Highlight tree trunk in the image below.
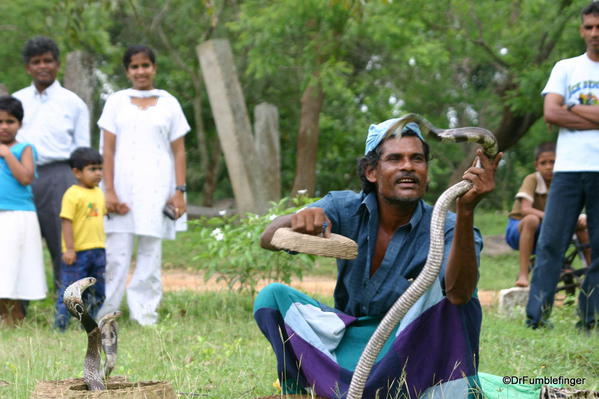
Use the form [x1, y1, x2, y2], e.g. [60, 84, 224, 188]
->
[198, 39, 278, 215]
[190, 80, 222, 208]
[494, 107, 541, 151]
[63, 51, 95, 131]
[290, 79, 324, 197]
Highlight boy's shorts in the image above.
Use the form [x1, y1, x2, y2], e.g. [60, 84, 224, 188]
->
[505, 217, 541, 252]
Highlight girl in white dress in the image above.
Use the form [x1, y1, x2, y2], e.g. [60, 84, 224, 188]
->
[96, 45, 190, 325]
[0, 96, 46, 325]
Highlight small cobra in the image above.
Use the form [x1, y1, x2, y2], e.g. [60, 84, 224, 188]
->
[63, 278, 121, 391]
[99, 310, 120, 378]
[346, 114, 498, 399]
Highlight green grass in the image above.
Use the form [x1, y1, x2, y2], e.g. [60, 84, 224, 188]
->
[2, 210, 597, 398]
[479, 252, 520, 290]
[480, 304, 599, 392]
[1, 290, 597, 399]
[474, 209, 508, 236]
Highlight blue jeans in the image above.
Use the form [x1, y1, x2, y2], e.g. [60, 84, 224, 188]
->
[55, 248, 106, 330]
[526, 172, 599, 328]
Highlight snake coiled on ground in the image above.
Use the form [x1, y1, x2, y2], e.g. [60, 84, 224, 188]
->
[63, 277, 121, 391]
[346, 114, 498, 399]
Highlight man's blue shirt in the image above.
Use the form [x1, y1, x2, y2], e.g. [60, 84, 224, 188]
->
[309, 190, 483, 317]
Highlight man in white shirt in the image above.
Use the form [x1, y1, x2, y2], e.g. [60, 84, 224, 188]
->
[13, 37, 90, 292]
[526, 2, 599, 332]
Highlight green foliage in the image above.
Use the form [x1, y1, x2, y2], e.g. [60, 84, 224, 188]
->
[0, 0, 590, 210]
[189, 196, 319, 294]
[1, 290, 596, 399]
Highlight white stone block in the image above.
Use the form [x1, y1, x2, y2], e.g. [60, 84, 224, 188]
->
[498, 287, 529, 314]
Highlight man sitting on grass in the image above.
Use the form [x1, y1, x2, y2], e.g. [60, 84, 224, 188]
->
[254, 118, 501, 398]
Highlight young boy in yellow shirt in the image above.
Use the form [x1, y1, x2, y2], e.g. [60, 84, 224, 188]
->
[54, 147, 106, 331]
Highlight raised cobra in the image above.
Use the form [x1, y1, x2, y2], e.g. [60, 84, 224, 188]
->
[63, 277, 121, 390]
[346, 114, 498, 399]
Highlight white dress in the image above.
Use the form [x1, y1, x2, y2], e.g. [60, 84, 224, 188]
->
[0, 211, 47, 299]
[98, 89, 190, 239]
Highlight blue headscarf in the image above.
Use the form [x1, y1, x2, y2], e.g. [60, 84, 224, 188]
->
[364, 119, 425, 154]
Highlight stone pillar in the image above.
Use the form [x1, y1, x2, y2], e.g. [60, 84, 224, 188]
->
[197, 39, 281, 214]
[63, 51, 95, 127]
[254, 103, 281, 201]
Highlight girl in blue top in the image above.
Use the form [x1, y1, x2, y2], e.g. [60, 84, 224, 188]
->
[0, 96, 46, 326]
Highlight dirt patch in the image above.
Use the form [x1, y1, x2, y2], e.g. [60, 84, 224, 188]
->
[160, 269, 498, 307]
[482, 234, 512, 256]
[161, 269, 336, 296]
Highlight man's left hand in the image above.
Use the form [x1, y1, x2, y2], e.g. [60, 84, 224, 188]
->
[459, 149, 503, 211]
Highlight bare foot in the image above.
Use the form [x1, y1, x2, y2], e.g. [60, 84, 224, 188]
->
[515, 276, 529, 288]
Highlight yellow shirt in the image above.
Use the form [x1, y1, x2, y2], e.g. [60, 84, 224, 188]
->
[60, 185, 106, 252]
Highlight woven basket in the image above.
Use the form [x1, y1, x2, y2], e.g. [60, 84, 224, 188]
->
[540, 385, 599, 398]
[271, 227, 358, 260]
[30, 377, 176, 399]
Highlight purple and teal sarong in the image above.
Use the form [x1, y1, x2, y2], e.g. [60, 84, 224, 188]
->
[254, 281, 483, 399]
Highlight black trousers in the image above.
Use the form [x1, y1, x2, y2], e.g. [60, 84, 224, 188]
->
[31, 161, 76, 292]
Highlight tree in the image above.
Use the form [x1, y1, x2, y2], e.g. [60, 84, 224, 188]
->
[232, 0, 364, 196]
[234, 0, 586, 206]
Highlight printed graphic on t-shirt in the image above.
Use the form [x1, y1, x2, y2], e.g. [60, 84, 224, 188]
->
[578, 92, 599, 105]
[87, 202, 99, 217]
[568, 79, 599, 102]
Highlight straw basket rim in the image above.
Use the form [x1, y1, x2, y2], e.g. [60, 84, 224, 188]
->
[31, 377, 175, 399]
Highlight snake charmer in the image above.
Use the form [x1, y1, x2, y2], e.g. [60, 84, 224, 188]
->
[255, 118, 502, 398]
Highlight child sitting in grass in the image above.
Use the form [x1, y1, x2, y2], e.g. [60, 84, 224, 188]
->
[505, 142, 590, 287]
[54, 147, 106, 331]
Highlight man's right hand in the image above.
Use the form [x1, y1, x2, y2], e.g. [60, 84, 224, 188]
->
[291, 208, 332, 238]
[260, 207, 333, 250]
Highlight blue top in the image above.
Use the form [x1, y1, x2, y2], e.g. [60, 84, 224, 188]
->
[0, 142, 37, 211]
[309, 190, 483, 317]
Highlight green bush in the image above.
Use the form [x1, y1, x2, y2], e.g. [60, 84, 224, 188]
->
[190, 196, 318, 294]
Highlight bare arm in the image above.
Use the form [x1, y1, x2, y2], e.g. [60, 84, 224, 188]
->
[544, 93, 599, 130]
[520, 198, 544, 219]
[260, 214, 293, 250]
[102, 130, 118, 212]
[168, 136, 187, 218]
[570, 103, 599, 125]
[0, 145, 35, 185]
[444, 150, 502, 305]
[61, 218, 76, 265]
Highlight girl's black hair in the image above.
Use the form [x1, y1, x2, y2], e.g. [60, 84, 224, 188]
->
[123, 45, 156, 69]
[0, 96, 24, 123]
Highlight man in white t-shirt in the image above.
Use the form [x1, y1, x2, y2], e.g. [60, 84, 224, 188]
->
[13, 37, 90, 292]
[526, 2, 599, 332]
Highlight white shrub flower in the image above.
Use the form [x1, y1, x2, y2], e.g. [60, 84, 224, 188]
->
[211, 227, 224, 241]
